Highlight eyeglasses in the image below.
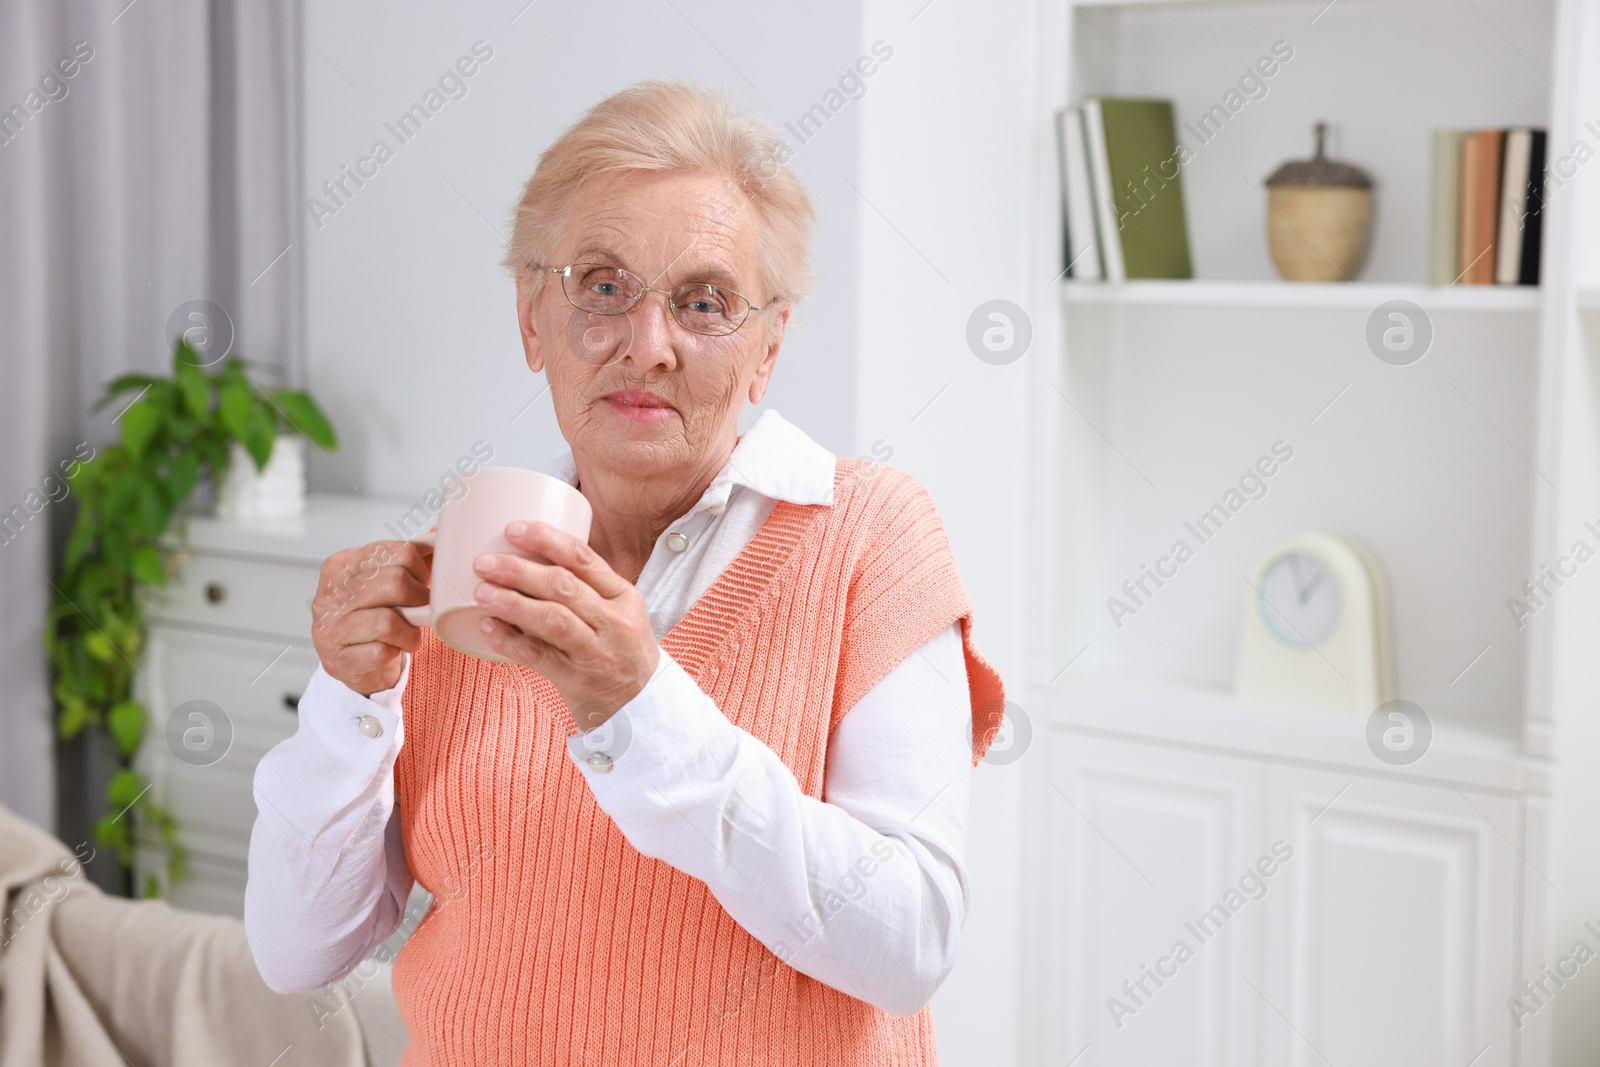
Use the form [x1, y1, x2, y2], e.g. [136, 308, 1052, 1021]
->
[531, 262, 770, 337]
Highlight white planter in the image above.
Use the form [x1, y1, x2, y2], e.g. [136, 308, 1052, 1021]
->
[213, 434, 306, 521]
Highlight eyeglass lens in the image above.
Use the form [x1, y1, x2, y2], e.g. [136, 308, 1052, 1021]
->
[561, 264, 749, 336]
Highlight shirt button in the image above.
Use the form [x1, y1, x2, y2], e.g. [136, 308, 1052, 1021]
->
[586, 751, 613, 773]
[665, 531, 689, 552]
[357, 715, 383, 739]
[707, 503, 726, 516]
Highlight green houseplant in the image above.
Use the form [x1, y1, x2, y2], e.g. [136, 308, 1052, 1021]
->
[49, 337, 337, 896]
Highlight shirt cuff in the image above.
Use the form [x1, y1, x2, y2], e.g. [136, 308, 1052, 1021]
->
[367, 652, 411, 719]
[300, 651, 410, 752]
[564, 650, 734, 785]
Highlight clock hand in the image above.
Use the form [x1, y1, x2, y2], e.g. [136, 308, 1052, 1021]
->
[1300, 571, 1325, 604]
[1288, 555, 1307, 603]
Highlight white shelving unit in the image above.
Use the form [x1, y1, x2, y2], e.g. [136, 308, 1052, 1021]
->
[1060, 279, 1545, 311]
[1017, 0, 1600, 1063]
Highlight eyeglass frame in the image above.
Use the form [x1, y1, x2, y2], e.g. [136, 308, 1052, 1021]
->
[529, 262, 774, 337]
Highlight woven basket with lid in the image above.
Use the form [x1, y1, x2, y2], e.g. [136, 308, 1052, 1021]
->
[1264, 122, 1374, 282]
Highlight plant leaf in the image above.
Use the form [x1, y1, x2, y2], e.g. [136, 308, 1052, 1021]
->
[58, 700, 89, 739]
[120, 401, 162, 458]
[166, 452, 200, 502]
[108, 700, 145, 755]
[218, 380, 254, 443]
[74, 558, 120, 601]
[245, 414, 275, 470]
[93, 813, 129, 855]
[165, 838, 187, 884]
[65, 452, 98, 489]
[91, 374, 157, 412]
[84, 631, 117, 663]
[104, 471, 138, 520]
[131, 545, 166, 586]
[271, 390, 338, 450]
[64, 518, 94, 569]
[136, 483, 169, 537]
[102, 525, 133, 572]
[190, 434, 225, 474]
[175, 356, 211, 420]
[108, 768, 146, 811]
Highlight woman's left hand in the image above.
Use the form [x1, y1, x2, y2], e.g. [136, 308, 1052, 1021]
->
[470, 521, 659, 729]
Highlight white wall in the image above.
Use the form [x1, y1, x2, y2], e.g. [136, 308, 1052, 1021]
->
[856, 3, 1038, 1063]
[302, 0, 861, 497]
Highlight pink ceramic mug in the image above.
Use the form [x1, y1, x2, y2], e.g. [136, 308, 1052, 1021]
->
[398, 467, 592, 662]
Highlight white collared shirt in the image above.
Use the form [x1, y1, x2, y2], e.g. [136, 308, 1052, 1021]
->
[244, 411, 974, 1017]
[545, 408, 832, 643]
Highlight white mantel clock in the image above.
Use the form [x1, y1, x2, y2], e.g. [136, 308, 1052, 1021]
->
[1234, 531, 1394, 717]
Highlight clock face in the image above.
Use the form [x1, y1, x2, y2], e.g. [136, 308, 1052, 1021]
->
[1257, 551, 1342, 647]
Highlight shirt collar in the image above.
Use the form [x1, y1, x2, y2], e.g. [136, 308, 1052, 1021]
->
[542, 409, 835, 509]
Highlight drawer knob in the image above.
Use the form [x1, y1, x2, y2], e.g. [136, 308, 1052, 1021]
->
[283, 693, 301, 712]
[205, 582, 226, 604]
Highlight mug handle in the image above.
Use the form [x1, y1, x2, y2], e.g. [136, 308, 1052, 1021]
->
[396, 529, 436, 627]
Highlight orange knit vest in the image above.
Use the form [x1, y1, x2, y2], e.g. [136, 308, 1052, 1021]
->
[391, 459, 1006, 1065]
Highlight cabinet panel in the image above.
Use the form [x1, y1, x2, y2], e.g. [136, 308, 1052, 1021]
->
[1042, 729, 1269, 1067]
[135, 629, 319, 869]
[135, 844, 249, 917]
[1261, 766, 1518, 1067]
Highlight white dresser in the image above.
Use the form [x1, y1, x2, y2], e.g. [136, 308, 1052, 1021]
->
[133, 492, 417, 914]
[1025, 675, 1540, 1067]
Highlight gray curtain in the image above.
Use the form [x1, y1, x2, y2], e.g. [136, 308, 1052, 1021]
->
[0, 0, 305, 838]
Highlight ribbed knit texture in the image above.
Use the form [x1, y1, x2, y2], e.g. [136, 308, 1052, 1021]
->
[391, 459, 1006, 1066]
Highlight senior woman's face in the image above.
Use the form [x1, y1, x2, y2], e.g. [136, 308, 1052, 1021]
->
[517, 170, 788, 482]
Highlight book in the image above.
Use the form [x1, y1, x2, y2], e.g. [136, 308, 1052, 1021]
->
[1458, 133, 1480, 283]
[1430, 129, 1462, 286]
[1519, 130, 1547, 285]
[1458, 129, 1504, 284]
[1496, 129, 1533, 284]
[1085, 96, 1194, 280]
[1080, 98, 1125, 282]
[1058, 107, 1103, 281]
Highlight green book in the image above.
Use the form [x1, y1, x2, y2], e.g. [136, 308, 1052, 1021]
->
[1430, 128, 1462, 285]
[1091, 97, 1194, 280]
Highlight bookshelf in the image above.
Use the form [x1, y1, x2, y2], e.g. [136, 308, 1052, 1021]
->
[1059, 0, 1550, 285]
[1059, 278, 1544, 310]
[1040, 0, 1554, 719]
[1017, 0, 1600, 1063]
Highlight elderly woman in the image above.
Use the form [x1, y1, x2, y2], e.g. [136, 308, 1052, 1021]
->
[245, 81, 1004, 1065]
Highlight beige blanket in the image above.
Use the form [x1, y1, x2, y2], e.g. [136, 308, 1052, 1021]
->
[0, 801, 374, 1067]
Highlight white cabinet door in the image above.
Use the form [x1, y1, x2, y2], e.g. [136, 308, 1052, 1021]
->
[137, 846, 250, 917]
[1042, 730, 1270, 1067]
[1260, 764, 1519, 1067]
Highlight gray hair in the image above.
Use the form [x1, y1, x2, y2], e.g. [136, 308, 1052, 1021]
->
[502, 80, 816, 307]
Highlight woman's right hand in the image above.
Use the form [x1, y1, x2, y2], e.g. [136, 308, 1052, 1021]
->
[310, 539, 432, 696]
